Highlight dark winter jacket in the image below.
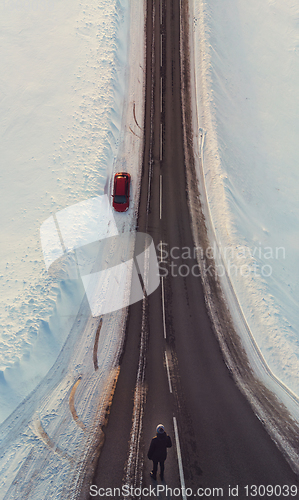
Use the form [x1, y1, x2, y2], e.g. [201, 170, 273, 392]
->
[147, 432, 172, 462]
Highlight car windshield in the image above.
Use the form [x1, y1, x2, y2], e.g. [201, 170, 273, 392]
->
[114, 195, 127, 204]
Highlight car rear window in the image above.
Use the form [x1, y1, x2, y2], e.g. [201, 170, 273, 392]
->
[114, 195, 127, 204]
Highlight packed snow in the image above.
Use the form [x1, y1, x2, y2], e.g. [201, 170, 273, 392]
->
[191, 0, 299, 411]
[0, 0, 130, 422]
[0, 0, 145, 497]
[1, 0, 299, 496]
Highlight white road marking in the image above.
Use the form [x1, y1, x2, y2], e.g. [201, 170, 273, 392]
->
[161, 34, 163, 69]
[160, 0, 163, 25]
[160, 76, 163, 113]
[160, 174, 162, 219]
[164, 351, 172, 393]
[173, 416, 187, 500]
[160, 122, 163, 161]
[161, 275, 167, 339]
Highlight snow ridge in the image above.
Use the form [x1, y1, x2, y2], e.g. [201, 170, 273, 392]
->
[0, 0, 146, 497]
[190, 0, 299, 418]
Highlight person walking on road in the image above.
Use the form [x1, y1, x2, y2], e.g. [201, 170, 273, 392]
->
[147, 424, 172, 481]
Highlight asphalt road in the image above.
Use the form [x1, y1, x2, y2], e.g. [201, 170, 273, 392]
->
[87, 1, 298, 498]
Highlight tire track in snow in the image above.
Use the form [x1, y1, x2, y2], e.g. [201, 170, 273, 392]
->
[133, 101, 143, 130]
[31, 417, 73, 462]
[93, 317, 103, 371]
[129, 126, 142, 139]
[69, 378, 87, 432]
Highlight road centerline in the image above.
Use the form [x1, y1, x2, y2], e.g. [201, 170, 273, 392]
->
[173, 416, 187, 500]
[161, 276, 167, 339]
[160, 122, 163, 161]
[165, 350, 173, 394]
[159, 174, 163, 219]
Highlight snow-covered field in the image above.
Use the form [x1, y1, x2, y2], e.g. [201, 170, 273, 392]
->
[0, 0, 129, 422]
[0, 0, 145, 497]
[192, 0, 299, 411]
[1, 0, 299, 495]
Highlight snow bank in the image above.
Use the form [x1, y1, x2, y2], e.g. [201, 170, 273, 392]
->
[191, 0, 299, 414]
[0, 0, 131, 422]
[0, 0, 146, 497]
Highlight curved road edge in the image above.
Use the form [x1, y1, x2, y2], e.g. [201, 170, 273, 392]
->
[180, 0, 299, 474]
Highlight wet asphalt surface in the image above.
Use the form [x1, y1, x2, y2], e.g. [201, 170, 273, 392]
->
[87, 2, 299, 499]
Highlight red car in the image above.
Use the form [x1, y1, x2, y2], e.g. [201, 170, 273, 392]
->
[112, 172, 131, 212]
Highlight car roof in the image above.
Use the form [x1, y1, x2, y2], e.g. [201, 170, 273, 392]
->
[115, 175, 127, 195]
